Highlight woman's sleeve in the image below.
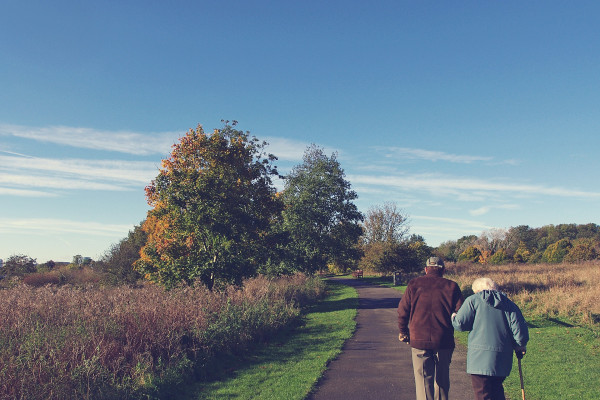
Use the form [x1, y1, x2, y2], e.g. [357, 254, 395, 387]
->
[508, 303, 529, 347]
[452, 296, 475, 332]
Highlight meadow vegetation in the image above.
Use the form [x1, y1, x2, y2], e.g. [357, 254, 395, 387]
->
[445, 260, 600, 400]
[0, 274, 325, 400]
[187, 281, 358, 399]
[446, 260, 600, 326]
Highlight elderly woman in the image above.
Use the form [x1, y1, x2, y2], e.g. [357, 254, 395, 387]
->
[452, 277, 529, 400]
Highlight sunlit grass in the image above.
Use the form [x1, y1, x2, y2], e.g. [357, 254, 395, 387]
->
[184, 281, 358, 400]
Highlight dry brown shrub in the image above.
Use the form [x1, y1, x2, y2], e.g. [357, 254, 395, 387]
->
[23, 271, 61, 286]
[0, 273, 324, 400]
[445, 260, 600, 325]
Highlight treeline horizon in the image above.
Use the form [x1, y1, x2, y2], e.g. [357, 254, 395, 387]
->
[436, 222, 600, 265]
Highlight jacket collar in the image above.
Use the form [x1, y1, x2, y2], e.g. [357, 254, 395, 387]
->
[425, 267, 444, 277]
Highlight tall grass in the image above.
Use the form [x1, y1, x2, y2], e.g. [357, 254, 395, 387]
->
[446, 260, 600, 326]
[446, 261, 600, 399]
[0, 274, 325, 400]
[189, 281, 358, 399]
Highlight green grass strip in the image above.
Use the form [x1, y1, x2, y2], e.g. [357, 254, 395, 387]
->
[181, 280, 358, 400]
[455, 320, 600, 400]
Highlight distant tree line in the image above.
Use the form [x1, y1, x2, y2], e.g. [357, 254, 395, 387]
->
[435, 223, 600, 264]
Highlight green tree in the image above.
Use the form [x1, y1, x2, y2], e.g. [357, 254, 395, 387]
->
[97, 222, 147, 285]
[435, 240, 459, 262]
[563, 238, 598, 263]
[541, 239, 572, 263]
[359, 241, 397, 274]
[136, 122, 282, 289]
[358, 204, 429, 275]
[1, 254, 37, 277]
[458, 245, 482, 263]
[513, 241, 533, 263]
[404, 238, 433, 271]
[280, 145, 363, 274]
[489, 249, 509, 265]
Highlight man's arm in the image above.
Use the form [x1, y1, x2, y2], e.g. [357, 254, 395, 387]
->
[452, 282, 464, 313]
[397, 287, 411, 338]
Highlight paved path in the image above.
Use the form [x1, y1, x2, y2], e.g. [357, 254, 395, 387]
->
[307, 278, 473, 400]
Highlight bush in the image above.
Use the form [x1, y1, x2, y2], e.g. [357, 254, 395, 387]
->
[23, 272, 61, 287]
[458, 246, 482, 263]
[0, 274, 324, 399]
[1, 254, 37, 277]
[22, 266, 103, 288]
[542, 239, 572, 263]
[564, 238, 598, 263]
[489, 249, 509, 265]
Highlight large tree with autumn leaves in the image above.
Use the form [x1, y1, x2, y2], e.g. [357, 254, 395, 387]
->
[135, 122, 282, 289]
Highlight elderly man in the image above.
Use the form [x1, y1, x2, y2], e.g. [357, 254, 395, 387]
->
[452, 277, 529, 400]
[397, 257, 464, 400]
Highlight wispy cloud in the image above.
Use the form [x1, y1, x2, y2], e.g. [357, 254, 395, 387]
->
[349, 173, 600, 200]
[0, 123, 319, 162]
[0, 124, 181, 155]
[0, 187, 58, 197]
[0, 155, 158, 184]
[0, 149, 35, 158]
[413, 215, 491, 229]
[410, 215, 494, 244]
[469, 204, 520, 216]
[380, 147, 493, 163]
[0, 218, 133, 237]
[0, 154, 159, 196]
[0, 174, 133, 192]
[264, 137, 309, 161]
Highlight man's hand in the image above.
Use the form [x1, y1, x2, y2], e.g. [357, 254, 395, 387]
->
[398, 333, 409, 343]
[515, 346, 526, 359]
[451, 312, 457, 320]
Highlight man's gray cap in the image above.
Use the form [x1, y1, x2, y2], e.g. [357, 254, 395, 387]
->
[426, 256, 444, 267]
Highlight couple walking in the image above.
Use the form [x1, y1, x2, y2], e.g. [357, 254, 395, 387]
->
[397, 257, 529, 400]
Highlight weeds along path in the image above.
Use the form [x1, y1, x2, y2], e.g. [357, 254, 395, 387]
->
[307, 277, 473, 400]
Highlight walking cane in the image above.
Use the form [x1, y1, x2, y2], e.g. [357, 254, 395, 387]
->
[517, 352, 525, 400]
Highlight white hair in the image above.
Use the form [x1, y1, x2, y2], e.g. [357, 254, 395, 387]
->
[472, 277, 498, 293]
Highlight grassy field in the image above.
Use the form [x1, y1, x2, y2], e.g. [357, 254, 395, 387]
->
[181, 280, 358, 399]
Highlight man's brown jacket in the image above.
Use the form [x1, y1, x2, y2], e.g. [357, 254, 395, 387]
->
[397, 268, 464, 350]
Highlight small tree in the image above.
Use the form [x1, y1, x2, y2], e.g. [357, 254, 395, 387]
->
[513, 241, 533, 263]
[1, 254, 37, 277]
[362, 202, 409, 245]
[97, 223, 147, 285]
[435, 240, 459, 262]
[458, 246, 482, 263]
[489, 249, 509, 265]
[563, 238, 597, 263]
[541, 239, 572, 263]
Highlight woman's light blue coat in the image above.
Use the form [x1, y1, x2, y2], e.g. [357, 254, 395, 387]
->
[452, 290, 529, 377]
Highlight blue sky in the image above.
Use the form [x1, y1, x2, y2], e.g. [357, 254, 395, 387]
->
[2, 1, 600, 262]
